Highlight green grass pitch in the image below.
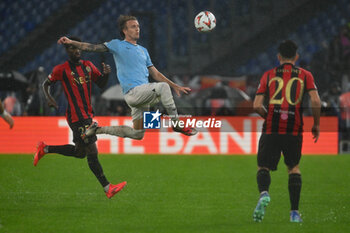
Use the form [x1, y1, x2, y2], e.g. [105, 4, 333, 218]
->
[0, 154, 349, 233]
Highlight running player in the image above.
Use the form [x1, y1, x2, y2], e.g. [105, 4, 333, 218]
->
[57, 15, 197, 140]
[252, 40, 321, 222]
[34, 36, 126, 199]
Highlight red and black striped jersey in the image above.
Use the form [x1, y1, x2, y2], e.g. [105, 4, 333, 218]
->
[256, 63, 317, 135]
[48, 60, 102, 124]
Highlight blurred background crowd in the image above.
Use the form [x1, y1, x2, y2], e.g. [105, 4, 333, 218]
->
[1, 0, 350, 141]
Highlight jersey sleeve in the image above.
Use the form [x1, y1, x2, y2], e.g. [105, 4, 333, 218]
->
[86, 61, 102, 82]
[305, 72, 317, 91]
[256, 72, 268, 95]
[104, 39, 120, 54]
[48, 65, 63, 83]
[144, 48, 153, 67]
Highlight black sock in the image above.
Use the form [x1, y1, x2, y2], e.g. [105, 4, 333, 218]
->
[289, 173, 302, 210]
[47, 145, 76, 156]
[257, 169, 271, 193]
[87, 153, 109, 188]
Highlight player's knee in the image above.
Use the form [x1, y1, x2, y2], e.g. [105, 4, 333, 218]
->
[74, 146, 86, 159]
[257, 168, 270, 176]
[159, 82, 170, 89]
[156, 82, 171, 95]
[288, 165, 300, 174]
[258, 167, 270, 173]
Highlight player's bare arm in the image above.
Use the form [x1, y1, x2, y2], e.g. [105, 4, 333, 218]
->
[42, 79, 58, 109]
[253, 94, 267, 118]
[148, 66, 191, 96]
[309, 90, 321, 143]
[57, 36, 108, 52]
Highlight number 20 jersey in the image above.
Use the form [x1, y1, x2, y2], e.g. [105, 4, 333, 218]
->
[256, 63, 317, 135]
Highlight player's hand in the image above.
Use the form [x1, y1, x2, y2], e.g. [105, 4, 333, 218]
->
[102, 62, 111, 75]
[47, 98, 58, 110]
[311, 125, 320, 143]
[174, 86, 191, 97]
[57, 36, 72, 45]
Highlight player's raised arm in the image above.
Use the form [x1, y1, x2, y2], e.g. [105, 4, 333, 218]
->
[57, 36, 108, 52]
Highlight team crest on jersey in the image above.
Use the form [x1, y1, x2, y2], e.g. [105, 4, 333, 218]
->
[281, 112, 288, 120]
[71, 71, 75, 76]
[86, 66, 91, 73]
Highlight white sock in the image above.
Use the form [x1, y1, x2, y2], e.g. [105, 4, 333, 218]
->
[96, 126, 145, 140]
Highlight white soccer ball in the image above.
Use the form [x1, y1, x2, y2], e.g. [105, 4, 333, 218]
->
[194, 11, 216, 32]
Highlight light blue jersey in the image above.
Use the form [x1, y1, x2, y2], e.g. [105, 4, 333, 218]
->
[104, 39, 153, 94]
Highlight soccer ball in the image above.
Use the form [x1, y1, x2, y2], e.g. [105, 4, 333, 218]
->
[194, 11, 216, 32]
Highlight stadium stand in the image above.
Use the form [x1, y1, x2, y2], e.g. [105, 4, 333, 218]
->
[236, 0, 350, 76]
[19, 0, 170, 81]
[2, 0, 343, 78]
[17, 0, 311, 76]
[0, 0, 68, 55]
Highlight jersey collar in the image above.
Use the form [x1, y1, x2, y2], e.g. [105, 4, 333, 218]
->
[68, 59, 82, 66]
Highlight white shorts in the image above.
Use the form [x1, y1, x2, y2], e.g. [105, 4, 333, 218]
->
[124, 83, 161, 120]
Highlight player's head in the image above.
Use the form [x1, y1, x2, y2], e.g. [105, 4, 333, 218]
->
[117, 15, 139, 41]
[278, 40, 299, 63]
[64, 36, 82, 62]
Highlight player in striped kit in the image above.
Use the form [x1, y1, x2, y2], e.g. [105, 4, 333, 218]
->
[252, 40, 321, 222]
[34, 36, 126, 199]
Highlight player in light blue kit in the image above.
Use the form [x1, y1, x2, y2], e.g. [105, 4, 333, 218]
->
[58, 15, 197, 140]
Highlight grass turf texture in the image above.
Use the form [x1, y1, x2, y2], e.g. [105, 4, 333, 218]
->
[0, 154, 349, 233]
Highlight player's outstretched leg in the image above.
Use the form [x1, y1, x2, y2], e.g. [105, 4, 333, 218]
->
[83, 121, 145, 140]
[105, 181, 127, 199]
[290, 210, 302, 222]
[33, 141, 47, 166]
[253, 191, 271, 222]
[82, 121, 99, 139]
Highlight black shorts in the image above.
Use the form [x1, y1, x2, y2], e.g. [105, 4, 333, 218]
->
[257, 133, 303, 171]
[68, 118, 97, 145]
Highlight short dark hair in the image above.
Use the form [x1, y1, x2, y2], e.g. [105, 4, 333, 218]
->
[278, 40, 298, 59]
[117, 15, 137, 38]
[64, 36, 82, 49]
